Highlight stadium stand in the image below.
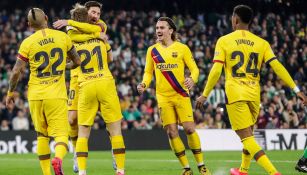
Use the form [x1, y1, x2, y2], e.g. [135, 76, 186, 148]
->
[0, 0, 306, 131]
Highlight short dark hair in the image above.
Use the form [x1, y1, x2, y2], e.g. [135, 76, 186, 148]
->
[85, 1, 102, 10]
[158, 17, 177, 41]
[233, 5, 253, 24]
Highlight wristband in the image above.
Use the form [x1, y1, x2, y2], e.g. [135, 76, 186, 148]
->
[293, 86, 300, 93]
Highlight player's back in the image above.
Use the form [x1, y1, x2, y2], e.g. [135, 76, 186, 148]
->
[74, 39, 113, 85]
[216, 30, 275, 103]
[18, 28, 73, 100]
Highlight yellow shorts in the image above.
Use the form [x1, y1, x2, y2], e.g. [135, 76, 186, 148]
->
[29, 99, 68, 137]
[157, 94, 194, 127]
[78, 79, 122, 126]
[226, 101, 260, 130]
[68, 76, 79, 111]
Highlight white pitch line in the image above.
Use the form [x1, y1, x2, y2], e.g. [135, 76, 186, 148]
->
[0, 158, 296, 163]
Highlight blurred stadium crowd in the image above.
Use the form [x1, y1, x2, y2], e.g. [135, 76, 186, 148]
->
[0, 5, 306, 131]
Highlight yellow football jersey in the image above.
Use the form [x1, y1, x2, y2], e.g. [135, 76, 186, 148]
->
[74, 39, 112, 85]
[67, 19, 108, 79]
[17, 28, 73, 100]
[213, 30, 276, 104]
[142, 42, 199, 97]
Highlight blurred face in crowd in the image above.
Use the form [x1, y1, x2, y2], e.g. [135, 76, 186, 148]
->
[88, 6, 100, 24]
[156, 21, 173, 43]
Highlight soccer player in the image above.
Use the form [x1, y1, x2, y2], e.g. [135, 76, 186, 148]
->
[296, 149, 307, 173]
[67, 8, 125, 175]
[137, 17, 211, 175]
[53, 1, 117, 172]
[5, 8, 81, 175]
[195, 5, 307, 175]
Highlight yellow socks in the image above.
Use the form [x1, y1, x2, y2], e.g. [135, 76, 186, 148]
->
[54, 136, 68, 160]
[242, 136, 278, 174]
[111, 135, 126, 171]
[187, 132, 204, 165]
[37, 136, 51, 175]
[76, 137, 88, 171]
[169, 137, 189, 168]
[239, 148, 251, 173]
[69, 122, 78, 149]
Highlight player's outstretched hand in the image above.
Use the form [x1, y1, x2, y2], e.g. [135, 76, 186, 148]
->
[137, 83, 146, 95]
[196, 95, 207, 111]
[53, 20, 68, 29]
[297, 92, 307, 106]
[5, 94, 14, 107]
[184, 77, 194, 90]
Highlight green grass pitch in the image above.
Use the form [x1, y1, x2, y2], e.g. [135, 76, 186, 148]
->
[0, 150, 304, 175]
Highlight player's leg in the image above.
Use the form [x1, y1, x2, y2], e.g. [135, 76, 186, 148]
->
[76, 83, 98, 175]
[228, 101, 280, 175]
[106, 129, 118, 170]
[160, 98, 191, 173]
[296, 149, 307, 172]
[230, 125, 253, 175]
[68, 80, 79, 149]
[44, 99, 69, 175]
[165, 123, 191, 174]
[68, 110, 78, 147]
[76, 125, 91, 175]
[177, 96, 210, 175]
[98, 79, 125, 175]
[106, 120, 125, 175]
[68, 110, 79, 173]
[68, 78, 80, 173]
[29, 100, 51, 175]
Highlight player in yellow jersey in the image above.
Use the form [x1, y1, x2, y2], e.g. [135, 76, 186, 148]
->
[196, 5, 306, 175]
[63, 7, 125, 175]
[5, 8, 81, 175]
[137, 17, 211, 175]
[53, 2, 117, 173]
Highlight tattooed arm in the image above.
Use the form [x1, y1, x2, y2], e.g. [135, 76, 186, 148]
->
[66, 46, 81, 70]
[6, 59, 27, 106]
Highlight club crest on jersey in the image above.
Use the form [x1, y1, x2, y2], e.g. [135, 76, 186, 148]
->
[172, 52, 178, 58]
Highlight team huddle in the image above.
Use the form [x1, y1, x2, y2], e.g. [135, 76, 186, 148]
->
[5, 1, 307, 175]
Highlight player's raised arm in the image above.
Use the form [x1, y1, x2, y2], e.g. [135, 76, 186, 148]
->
[138, 48, 154, 94]
[183, 45, 199, 90]
[53, 20, 103, 33]
[67, 29, 101, 42]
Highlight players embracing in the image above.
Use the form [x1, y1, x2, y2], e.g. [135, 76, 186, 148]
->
[53, 1, 126, 175]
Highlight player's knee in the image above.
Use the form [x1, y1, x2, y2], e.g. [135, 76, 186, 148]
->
[166, 128, 179, 139]
[184, 127, 195, 135]
[68, 117, 77, 126]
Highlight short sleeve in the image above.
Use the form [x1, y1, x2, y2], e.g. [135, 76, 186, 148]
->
[17, 40, 30, 62]
[213, 37, 226, 64]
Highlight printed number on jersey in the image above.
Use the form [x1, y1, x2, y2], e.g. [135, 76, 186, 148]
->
[34, 48, 64, 78]
[231, 51, 259, 78]
[78, 46, 103, 73]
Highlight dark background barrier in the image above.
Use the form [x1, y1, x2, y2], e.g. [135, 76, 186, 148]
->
[0, 130, 188, 153]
